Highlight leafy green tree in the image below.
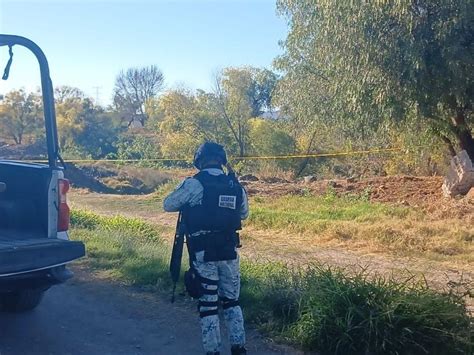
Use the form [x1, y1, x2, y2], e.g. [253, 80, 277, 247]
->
[115, 133, 161, 161]
[276, 1, 474, 160]
[75, 108, 124, 159]
[113, 65, 165, 127]
[155, 88, 236, 156]
[55, 87, 124, 158]
[248, 118, 295, 156]
[214, 67, 278, 156]
[0, 89, 42, 144]
[56, 90, 87, 149]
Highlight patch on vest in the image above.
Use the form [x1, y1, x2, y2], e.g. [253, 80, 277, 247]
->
[218, 195, 237, 209]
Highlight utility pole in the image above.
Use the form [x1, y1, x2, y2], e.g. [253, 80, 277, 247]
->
[92, 86, 102, 105]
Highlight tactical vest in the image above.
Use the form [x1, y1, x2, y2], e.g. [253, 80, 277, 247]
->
[184, 171, 243, 261]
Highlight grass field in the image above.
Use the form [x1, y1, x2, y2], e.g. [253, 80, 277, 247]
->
[71, 187, 474, 267]
[248, 192, 473, 264]
[70, 210, 473, 354]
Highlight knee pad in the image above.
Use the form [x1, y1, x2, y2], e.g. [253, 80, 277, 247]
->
[220, 297, 240, 310]
[199, 300, 219, 318]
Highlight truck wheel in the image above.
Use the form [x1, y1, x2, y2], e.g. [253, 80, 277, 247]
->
[0, 289, 45, 312]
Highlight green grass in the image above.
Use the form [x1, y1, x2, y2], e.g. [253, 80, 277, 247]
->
[241, 262, 473, 354]
[71, 210, 173, 287]
[70, 210, 473, 354]
[249, 192, 411, 234]
[246, 193, 474, 261]
[151, 178, 180, 202]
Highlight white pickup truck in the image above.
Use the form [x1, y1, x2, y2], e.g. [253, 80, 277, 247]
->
[0, 35, 85, 312]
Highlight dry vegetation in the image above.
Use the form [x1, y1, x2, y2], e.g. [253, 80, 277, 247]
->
[69, 207, 473, 354]
[69, 169, 473, 301]
[68, 165, 474, 353]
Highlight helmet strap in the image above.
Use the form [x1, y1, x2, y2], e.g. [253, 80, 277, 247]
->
[200, 163, 223, 170]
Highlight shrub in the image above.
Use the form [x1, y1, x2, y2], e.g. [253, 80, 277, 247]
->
[242, 262, 473, 355]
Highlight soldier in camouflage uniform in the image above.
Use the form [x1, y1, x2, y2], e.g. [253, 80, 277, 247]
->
[164, 142, 248, 355]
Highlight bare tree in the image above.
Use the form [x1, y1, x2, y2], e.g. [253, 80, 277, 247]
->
[55, 86, 84, 104]
[113, 65, 164, 127]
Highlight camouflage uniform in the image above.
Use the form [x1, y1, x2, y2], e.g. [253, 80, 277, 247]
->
[164, 168, 248, 354]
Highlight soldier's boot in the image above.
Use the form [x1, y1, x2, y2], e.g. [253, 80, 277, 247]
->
[231, 345, 247, 355]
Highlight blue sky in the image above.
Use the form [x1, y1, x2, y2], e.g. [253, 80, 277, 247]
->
[0, 0, 288, 105]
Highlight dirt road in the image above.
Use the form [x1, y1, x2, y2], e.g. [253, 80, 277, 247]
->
[0, 265, 298, 355]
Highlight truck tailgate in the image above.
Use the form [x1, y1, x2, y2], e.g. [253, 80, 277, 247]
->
[0, 238, 85, 276]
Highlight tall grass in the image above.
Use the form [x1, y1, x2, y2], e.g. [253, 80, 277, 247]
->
[241, 262, 473, 354]
[70, 210, 473, 354]
[71, 210, 171, 286]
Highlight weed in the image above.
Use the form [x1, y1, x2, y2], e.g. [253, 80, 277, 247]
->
[242, 262, 473, 355]
[152, 179, 180, 201]
[71, 210, 473, 354]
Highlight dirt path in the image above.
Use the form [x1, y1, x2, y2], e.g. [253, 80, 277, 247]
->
[70, 192, 473, 276]
[0, 264, 300, 355]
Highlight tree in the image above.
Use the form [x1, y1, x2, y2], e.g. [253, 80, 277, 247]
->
[55, 86, 84, 104]
[248, 118, 295, 156]
[74, 105, 124, 159]
[214, 67, 278, 156]
[276, 1, 474, 160]
[0, 89, 42, 144]
[113, 65, 165, 127]
[156, 88, 232, 157]
[54, 87, 124, 157]
[55, 89, 87, 149]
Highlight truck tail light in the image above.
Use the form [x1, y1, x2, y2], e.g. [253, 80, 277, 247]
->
[58, 178, 70, 232]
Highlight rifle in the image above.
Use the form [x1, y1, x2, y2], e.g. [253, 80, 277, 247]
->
[226, 162, 238, 182]
[169, 211, 186, 303]
[226, 162, 243, 248]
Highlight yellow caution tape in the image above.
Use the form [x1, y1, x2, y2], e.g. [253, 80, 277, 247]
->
[18, 147, 405, 164]
[230, 147, 403, 160]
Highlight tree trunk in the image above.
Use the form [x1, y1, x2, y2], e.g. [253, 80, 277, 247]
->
[452, 111, 474, 161]
[440, 135, 456, 157]
[295, 128, 319, 177]
[239, 141, 245, 157]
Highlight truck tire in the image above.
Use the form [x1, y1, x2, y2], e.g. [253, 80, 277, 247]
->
[0, 289, 45, 312]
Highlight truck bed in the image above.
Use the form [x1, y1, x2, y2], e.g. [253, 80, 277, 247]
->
[0, 237, 85, 276]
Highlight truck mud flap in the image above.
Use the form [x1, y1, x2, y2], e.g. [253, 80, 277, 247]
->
[0, 239, 85, 276]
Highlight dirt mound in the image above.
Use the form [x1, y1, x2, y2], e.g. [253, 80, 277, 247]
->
[244, 175, 473, 218]
[245, 175, 442, 202]
[240, 174, 259, 182]
[0, 141, 47, 160]
[65, 163, 172, 194]
[64, 164, 114, 193]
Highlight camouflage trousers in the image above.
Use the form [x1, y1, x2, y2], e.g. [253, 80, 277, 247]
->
[193, 250, 246, 354]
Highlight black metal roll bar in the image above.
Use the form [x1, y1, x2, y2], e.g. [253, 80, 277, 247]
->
[0, 34, 59, 167]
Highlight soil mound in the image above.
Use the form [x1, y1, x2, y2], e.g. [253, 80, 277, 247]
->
[244, 175, 473, 218]
[65, 163, 172, 194]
